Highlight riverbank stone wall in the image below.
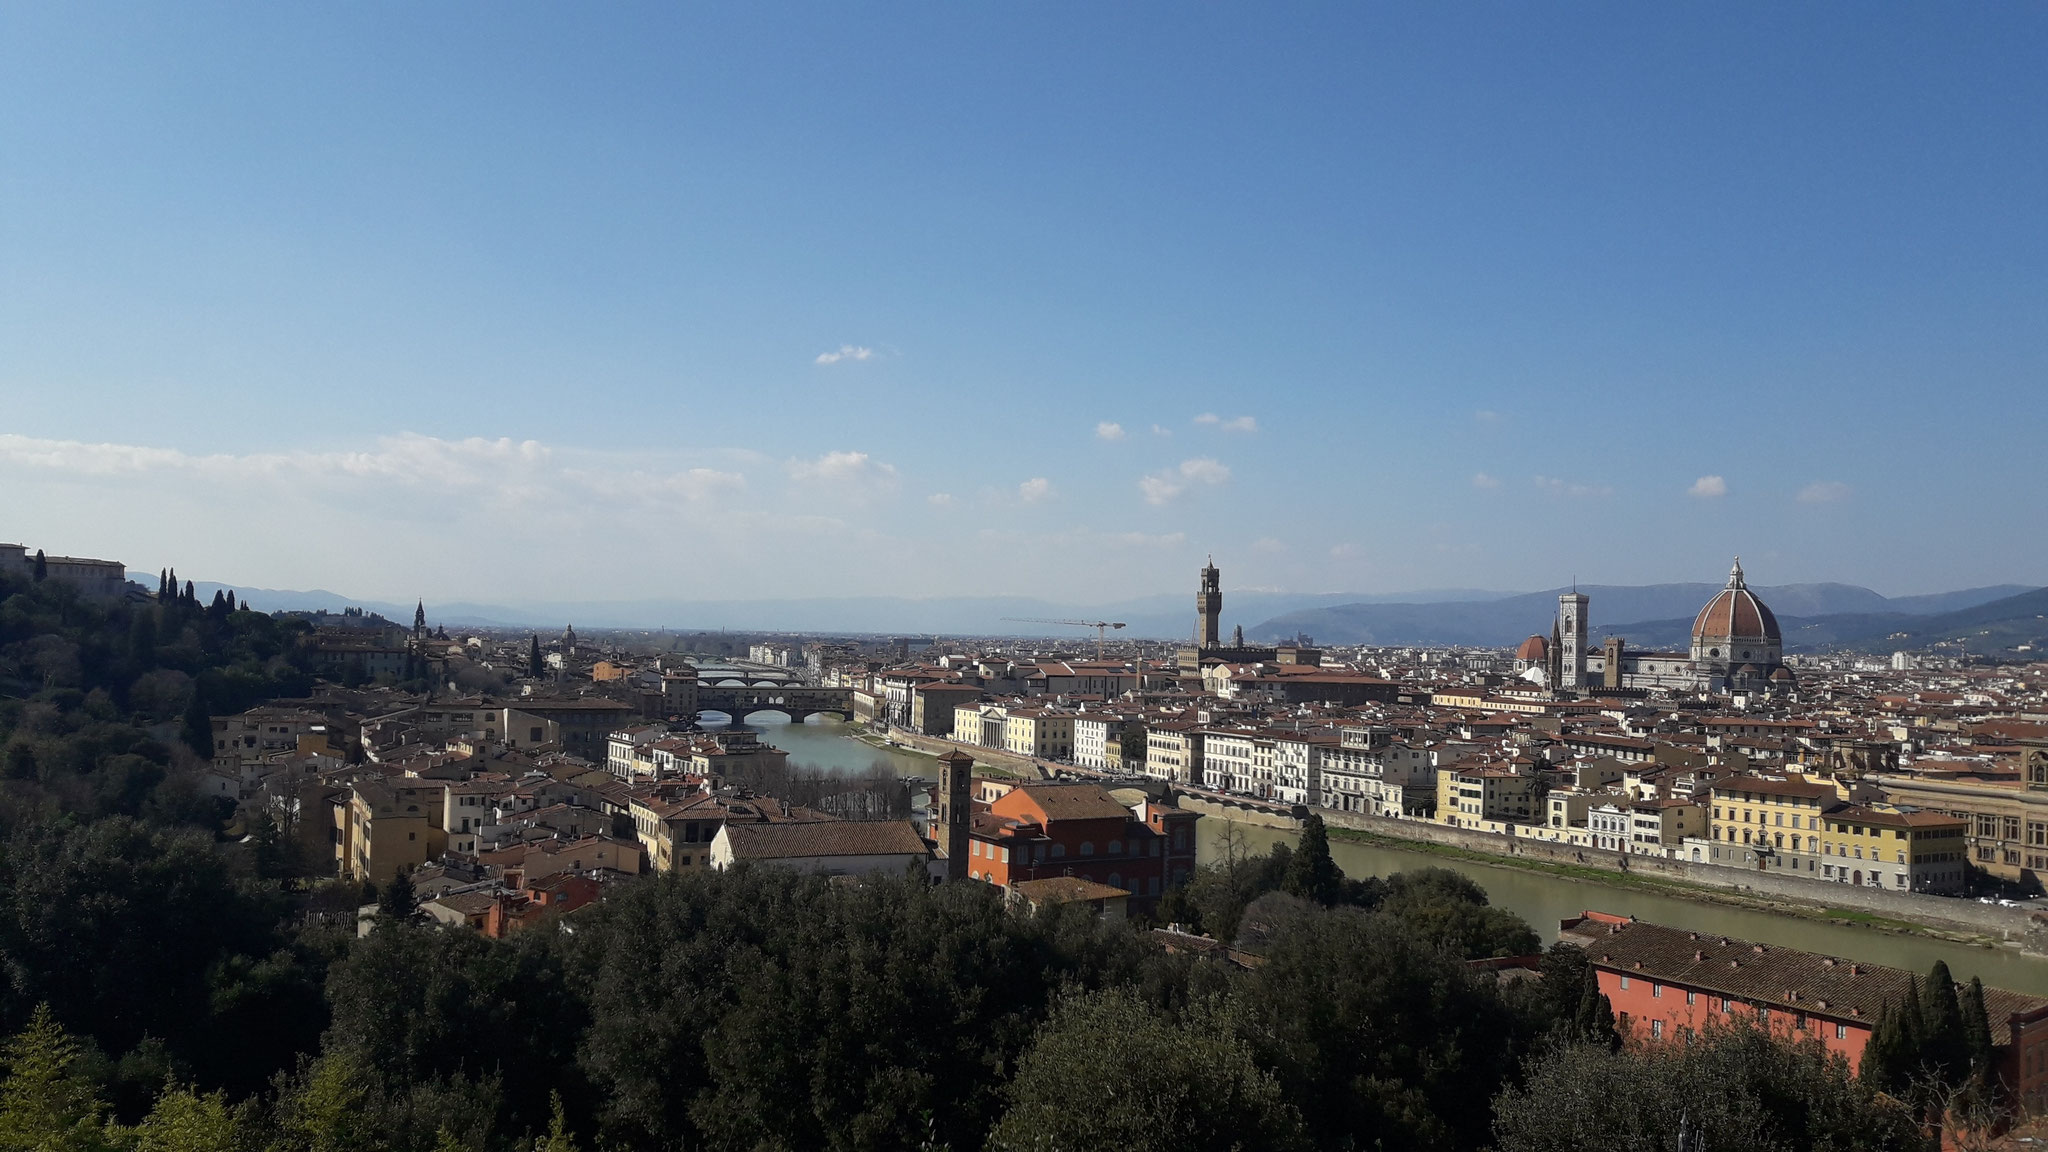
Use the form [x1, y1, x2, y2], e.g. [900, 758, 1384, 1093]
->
[1174, 793, 2048, 952]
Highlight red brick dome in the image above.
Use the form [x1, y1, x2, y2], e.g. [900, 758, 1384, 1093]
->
[1515, 634, 1550, 662]
[1692, 558, 1781, 645]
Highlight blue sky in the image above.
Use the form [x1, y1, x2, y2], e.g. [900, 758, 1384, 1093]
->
[2, 4, 2044, 604]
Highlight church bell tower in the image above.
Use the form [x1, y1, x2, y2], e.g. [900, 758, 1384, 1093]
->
[1558, 591, 1589, 691]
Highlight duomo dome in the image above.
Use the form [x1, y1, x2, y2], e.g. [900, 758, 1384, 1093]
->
[1689, 558, 1789, 690]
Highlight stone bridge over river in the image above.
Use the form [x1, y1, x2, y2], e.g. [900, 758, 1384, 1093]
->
[694, 685, 855, 723]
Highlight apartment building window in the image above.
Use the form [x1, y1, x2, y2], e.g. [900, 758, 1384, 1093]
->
[1978, 814, 2000, 838]
[2030, 822, 2047, 848]
[2006, 816, 2024, 842]
[1686, 991, 1697, 1006]
[1652, 983, 1662, 998]
[1650, 1019, 1664, 1039]
[1618, 976, 1630, 990]
[1836, 1023, 1848, 1040]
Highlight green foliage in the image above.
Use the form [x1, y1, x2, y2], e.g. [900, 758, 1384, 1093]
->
[1571, 963, 1621, 1050]
[988, 988, 1309, 1152]
[0, 1004, 110, 1152]
[1231, 908, 1520, 1152]
[1960, 976, 1995, 1085]
[1921, 960, 1969, 1087]
[1372, 867, 1542, 958]
[0, 820, 321, 1098]
[534, 1093, 578, 1152]
[1494, 1022, 1921, 1152]
[0, 573, 313, 828]
[377, 867, 415, 924]
[321, 922, 577, 1141]
[1280, 814, 1341, 906]
[267, 1050, 384, 1152]
[126, 1083, 247, 1152]
[573, 867, 1163, 1152]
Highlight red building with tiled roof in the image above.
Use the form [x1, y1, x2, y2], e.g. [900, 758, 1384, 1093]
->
[960, 782, 1197, 909]
[1561, 911, 2048, 1111]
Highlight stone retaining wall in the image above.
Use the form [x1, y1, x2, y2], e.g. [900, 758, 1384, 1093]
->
[870, 728, 1048, 779]
[1174, 793, 1306, 831]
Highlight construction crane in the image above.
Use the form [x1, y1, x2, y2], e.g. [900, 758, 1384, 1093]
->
[1002, 617, 1127, 660]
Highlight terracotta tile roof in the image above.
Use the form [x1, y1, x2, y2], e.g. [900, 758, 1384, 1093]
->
[1711, 774, 1835, 800]
[1561, 914, 2048, 1044]
[1013, 877, 1131, 903]
[720, 820, 929, 861]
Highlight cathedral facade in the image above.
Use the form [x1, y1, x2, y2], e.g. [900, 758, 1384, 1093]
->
[1518, 560, 1795, 697]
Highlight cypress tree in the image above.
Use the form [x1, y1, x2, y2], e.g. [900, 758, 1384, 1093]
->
[167, 568, 178, 602]
[183, 580, 196, 603]
[1574, 966, 1621, 1050]
[530, 635, 543, 679]
[1861, 1001, 1906, 1091]
[225, 590, 236, 612]
[1899, 977, 1927, 1057]
[209, 589, 227, 614]
[379, 866, 416, 924]
[31, 549, 46, 582]
[158, 569, 169, 599]
[1923, 960, 1968, 1087]
[1961, 977, 1995, 1084]
[1282, 814, 1344, 905]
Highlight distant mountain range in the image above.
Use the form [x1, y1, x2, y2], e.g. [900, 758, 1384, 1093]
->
[155, 572, 2045, 653]
[1248, 583, 2042, 652]
[1580, 587, 2048, 656]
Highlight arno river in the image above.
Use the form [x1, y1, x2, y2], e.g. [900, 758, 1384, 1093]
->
[736, 716, 2048, 997]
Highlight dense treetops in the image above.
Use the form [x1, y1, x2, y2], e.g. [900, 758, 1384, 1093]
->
[0, 570, 315, 825]
[0, 813, 1931, 1152]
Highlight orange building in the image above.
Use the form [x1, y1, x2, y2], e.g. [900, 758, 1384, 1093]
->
[961, 782, 1197, 909]
[1561, 911, 2048, 1111]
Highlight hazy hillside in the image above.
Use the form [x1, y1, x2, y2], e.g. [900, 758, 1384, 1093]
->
[1252, 583, 2041, 649]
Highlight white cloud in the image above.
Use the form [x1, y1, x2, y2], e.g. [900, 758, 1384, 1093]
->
[814, 344, 875, 365]
[1475, 409, 1503, 424]
[1194, 413, 1258, 433]
[1251, 536, 1286, 553]
[927, 492, 956, 507]
[0, 431, 559, 488]
[1150, 424, 1173, 438]
[1329, 543, 1364, 559]
[1798, 480, 1851, 504]
[1140, 457, 1232, 505]
[1095, 422, 1126, 441]
[1018, 477, 1054, 503]
[1689, 475, 1728, 498]
[1471, 472, 1501, 489]
[1533, 475, 1614, 499]
[787, 450, 896, 485]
